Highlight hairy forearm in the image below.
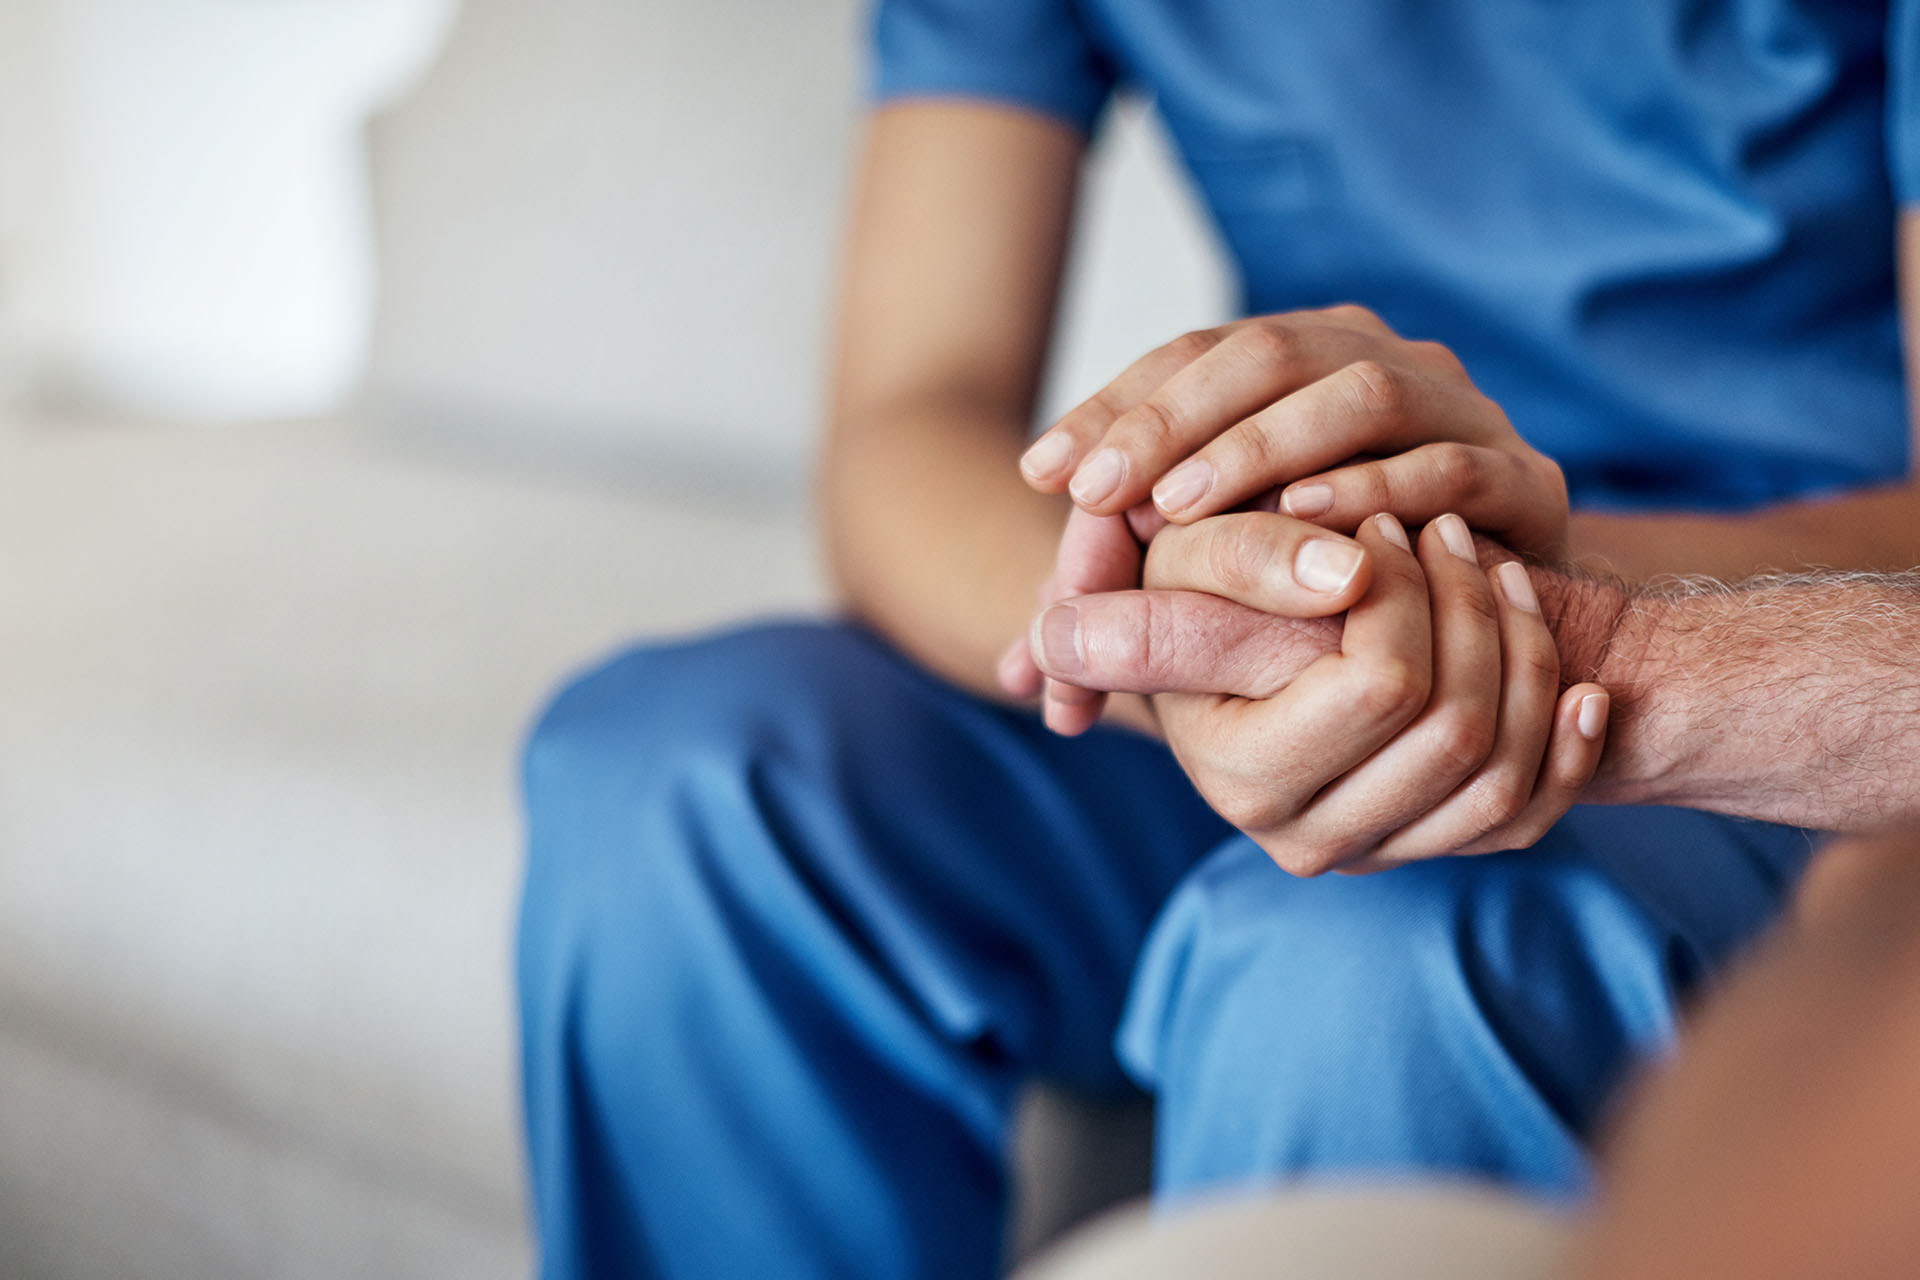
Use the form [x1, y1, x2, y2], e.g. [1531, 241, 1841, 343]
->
[1536, 565, 1920, 831]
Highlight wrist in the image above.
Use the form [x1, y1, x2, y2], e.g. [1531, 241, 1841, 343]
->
[1527, 563, 1685, 804]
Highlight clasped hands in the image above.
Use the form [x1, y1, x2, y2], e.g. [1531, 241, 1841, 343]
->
[997, 305, 1610, 875]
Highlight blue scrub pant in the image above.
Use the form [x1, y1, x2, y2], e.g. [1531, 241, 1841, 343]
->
[517, 621, 1811, 1280]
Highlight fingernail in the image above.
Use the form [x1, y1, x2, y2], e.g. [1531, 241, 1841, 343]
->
[1436, 513, 1475, 561]
[1282, 483, 1333, 518]
[1497, 561, 1540, 613]
[1154, 459, 1212, 514]
[1293, 539, 1365, 594]
[1021, 433, 1075, 481]
[1035, 603, 1084, 677]
[1578, 692, 1609, 741]
[1373, 513, 1411, 552]
[1068, 449, 1126, 507]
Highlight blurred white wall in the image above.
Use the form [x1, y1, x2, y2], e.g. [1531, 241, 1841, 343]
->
[1, 0, 1228, 476]
[0, 0, 456, 422]
[364, 0, 1229, 487]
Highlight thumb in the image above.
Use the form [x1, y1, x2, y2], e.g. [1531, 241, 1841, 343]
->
[1030, 589, 1340, 698]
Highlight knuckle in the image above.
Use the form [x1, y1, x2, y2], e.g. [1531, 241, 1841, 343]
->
[1409, 339, 1467, 375]
[1210, 779, 1277, 833]
[1166, 328, 1223, 365]
[1083, 386, 1128, 421]
[1424, 441, 1480, 495]
[1427, 712, 1497, 776]
[1128, 592, 1175, 681]
[1343, 462, 1394, 511]
[1232, 320, 1302, 371]
[1220, 413, 1290, 482]
[1085, 596, 1155, 681]
[1493, 816, 1551, 852]
[1512, 633, 1561, 686]
[1123, 397, 1181, 450]
[1323, 302, 1382, 330]
[1534, 453, 1569, 503]
[1203, 520, 1270, 596]
[1462, 774, 1530, 833]
[1344, 359, 1409, 420]
[1264, 834, 1341, 878]
[1451, 575, 1505, 630]
[1354, 655, 1429, 725]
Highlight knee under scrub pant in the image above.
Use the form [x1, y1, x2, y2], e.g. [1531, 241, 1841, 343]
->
[517, 621, 1811, 1280]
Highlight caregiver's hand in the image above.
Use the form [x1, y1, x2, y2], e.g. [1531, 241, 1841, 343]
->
[996, 498, 1370, 735]
[1030, 512, 1608, 874]
[1017, 305, 1569, 560]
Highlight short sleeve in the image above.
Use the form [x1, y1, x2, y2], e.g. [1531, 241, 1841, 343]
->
[870, 0, 1118, 135]
[1892, 0, 1920, 202]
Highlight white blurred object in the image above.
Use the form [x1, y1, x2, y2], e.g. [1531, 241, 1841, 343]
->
[0, 2, 1236, 1276]
[0, 0, 456, 422]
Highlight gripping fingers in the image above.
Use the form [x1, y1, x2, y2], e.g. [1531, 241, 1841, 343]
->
[1463, 682, 1610, 854]
[1013, 507, 1142, 733]
[1043, 677, 1105, 736]
[1028, 590, 1342, 699]
[1277, 443, 1569, 558]
[1278, 514, 1506, 871]
[1019, 330, 1228, 492]
[1151, 359, 1477, 523]
[1141, 512, 1371, 617]
[1347, 682, 1610, 868]
[1361, 558, 1563, 865]
[1197, 515, 1432, 866]
[1062, 322, 1375, 515]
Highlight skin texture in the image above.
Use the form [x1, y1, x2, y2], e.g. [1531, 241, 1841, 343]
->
[1027, 514, 1608, 873]
[1569, 220, 1920, 580]
[1039, 557, 1920, 841]
[1576, 828, 1920, 1280]
[827, 101, 1920, 861]
[822, 103, 1096, 698]
[1020, 306, 1570, 557]
[1016, 219, 1920, 589]
[1001, 221, 1920, 859]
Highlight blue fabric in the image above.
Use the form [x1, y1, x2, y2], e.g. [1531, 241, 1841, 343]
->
[519, 622, 1812, 1278]
[875, 0, 1916, 509]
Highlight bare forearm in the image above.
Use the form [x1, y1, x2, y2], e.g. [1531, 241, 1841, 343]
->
[1539, 567, 1920, 830]
[1570, 484, 1920, 583]
[823, 406, 1060, 695]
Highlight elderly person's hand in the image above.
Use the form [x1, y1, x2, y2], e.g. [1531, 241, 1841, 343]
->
[996, 497, 1370, 735]
[1019, 305, 1568, 560]
[1029, 511, 1608, 874]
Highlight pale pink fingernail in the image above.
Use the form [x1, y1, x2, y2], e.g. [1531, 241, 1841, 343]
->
[1021, 433, 1076, 481]
[1035, 603, 1084, 677]
[1497, 561, 1540, 613]
[1373, 513, 1411, 552]
[1282, 483, 1333, 518]
[1293, 539, 1365, 594]
[1154, 459, 1212, 514]
[1578, 692, 1609, 741]
[1069, 449, 1126, 506]
[1436, 513, 1475, 561]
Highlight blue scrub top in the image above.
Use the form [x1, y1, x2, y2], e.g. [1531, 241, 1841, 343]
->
[873, 0, 1920, 510]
